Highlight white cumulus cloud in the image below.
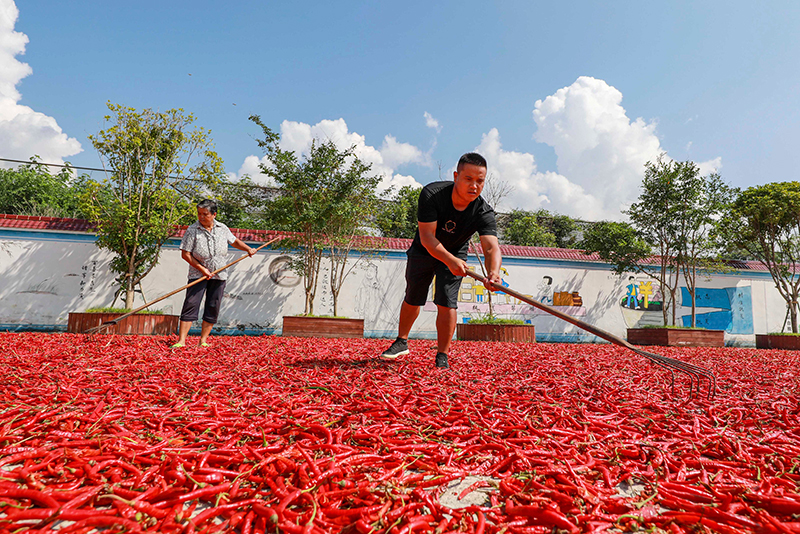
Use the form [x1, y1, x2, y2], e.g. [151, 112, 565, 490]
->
[697, 157, 722, 176]
[532, 76, 663, 218]
[380, 135, 428, 169]
[0, 0, 81, 167]
[424, 111, 441, 133]
[234, 118, 424, 192]
[475, 128, 604, 217]
[474, 76, 721, 220]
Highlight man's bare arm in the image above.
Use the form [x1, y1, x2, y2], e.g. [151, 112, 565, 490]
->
[479, 234, 502, 288]
[418, 221, 467, 276]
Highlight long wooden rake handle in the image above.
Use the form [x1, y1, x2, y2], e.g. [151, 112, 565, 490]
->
[85, 237, 281, 334]
[465, 269, 716, 399]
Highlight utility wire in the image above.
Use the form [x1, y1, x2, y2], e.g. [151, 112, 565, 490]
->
[1, 157, 105, 173]
[0, 156, 280, 193]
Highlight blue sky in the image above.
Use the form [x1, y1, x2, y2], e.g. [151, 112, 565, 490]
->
[3, 0, 799, 220]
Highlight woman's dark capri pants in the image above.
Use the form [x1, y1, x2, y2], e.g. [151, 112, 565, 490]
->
[404, 253, 462, 309]
[179, 279, 226, 324]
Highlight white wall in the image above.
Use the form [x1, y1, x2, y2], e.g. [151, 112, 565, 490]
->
[0, 228, 787, 345]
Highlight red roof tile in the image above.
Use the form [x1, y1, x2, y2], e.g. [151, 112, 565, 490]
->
[0, 214, 772, 272]
[0, 214, 95, 232]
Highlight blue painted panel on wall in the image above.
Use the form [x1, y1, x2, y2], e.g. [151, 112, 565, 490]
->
[729, 286, 754, 334]
[681, 287, 731, 309]
[682, 310, 731, 330]
[679, 286, 753, 334]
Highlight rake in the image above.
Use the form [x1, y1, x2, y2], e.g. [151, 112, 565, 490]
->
[465, 269, 716, 399]
[85, 237, 280, 335]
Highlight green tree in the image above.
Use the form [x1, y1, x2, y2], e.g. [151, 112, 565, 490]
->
[600, 155, 732, 327]
[211, 176, 277, 230]
[718, 182, 800, 332]
[547, 212, 579, 249]
[624, 155, 685, 325]
[583, 156, 707, 326]
[323, 158, 382, 316]
[249, 115, 381, 316]
[375, 185, 421, 239]
[81, 103, 224, 308]
[0, 158, 87, 218]
[503, 209, 558, 247]
[580, 221, 653, 277]
[673, 168, 733, 326]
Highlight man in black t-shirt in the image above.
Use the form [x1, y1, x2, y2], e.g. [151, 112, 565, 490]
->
[379, 152, 503, 368]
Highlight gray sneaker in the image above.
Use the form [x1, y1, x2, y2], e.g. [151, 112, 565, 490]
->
[380, 338, 409, 360]
[435, 352, 449, 368]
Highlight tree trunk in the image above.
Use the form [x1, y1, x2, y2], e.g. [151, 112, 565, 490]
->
[124, 273, 135, 309]
[332, 286, 339, 317]
[659, 259, 670, 326]
[306, 292, 314, 316]
[684, 262, 697, 328]
[669, 280, 678, 326]
[305, 264, 317, 316]
[792, 299, 798, 333]
[303, 246, 322, 316]
[690, 263, 697, 328]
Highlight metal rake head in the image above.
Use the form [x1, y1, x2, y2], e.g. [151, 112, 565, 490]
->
[633, 346, 716, 400]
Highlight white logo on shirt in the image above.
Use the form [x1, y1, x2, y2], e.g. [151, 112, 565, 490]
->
[443, 220, 456, 233]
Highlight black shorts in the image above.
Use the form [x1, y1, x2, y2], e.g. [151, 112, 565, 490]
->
[180, 279, 226, 324]
[404, 253, 462, 309]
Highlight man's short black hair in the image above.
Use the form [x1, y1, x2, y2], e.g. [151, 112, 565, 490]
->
[457, 152, 487, 172]
[197, 199, 217, 214]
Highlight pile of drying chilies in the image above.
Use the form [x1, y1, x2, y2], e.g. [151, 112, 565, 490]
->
[1, 333, 799, 533]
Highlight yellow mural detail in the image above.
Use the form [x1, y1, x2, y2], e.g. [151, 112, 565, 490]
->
[638, 281, 653, 309]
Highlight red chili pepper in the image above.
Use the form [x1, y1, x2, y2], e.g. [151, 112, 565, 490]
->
[0, 487, 60, 508]
[159, 482, 232, 506]
[506, 502, 579, 533]
[185, 497, 260, 531]
[252, 501, 279, 524]
[55, 513, 144, 532]
[4, 334, 800, 533]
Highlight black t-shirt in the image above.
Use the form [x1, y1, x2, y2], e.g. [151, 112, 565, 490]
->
[408, 181, 497, 259]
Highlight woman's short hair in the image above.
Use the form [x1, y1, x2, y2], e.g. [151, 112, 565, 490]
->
[197, 199, 217, 214]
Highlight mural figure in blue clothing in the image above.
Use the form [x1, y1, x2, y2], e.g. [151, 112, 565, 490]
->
[625, 276, 640, 309]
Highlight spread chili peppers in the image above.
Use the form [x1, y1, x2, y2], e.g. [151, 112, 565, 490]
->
[0, 333, 798, 533]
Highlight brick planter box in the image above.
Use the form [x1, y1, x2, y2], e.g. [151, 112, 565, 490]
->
[67, 312, 179, 335]
[627, 328, 724, 347]
[756, 334, 800, 350]
[282, 316, 364, 338]
[456, 323, 535, 343]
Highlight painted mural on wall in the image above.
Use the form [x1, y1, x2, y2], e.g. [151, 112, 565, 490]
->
[679, 286, 754, 334]
[618, 277, 754, 334]
[354, 263, 402, 332]
[0, 228, 782, 342]
[268, 255, 302, 287]
[618, 277, 664, 328]
[422, 266, 587, 322]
